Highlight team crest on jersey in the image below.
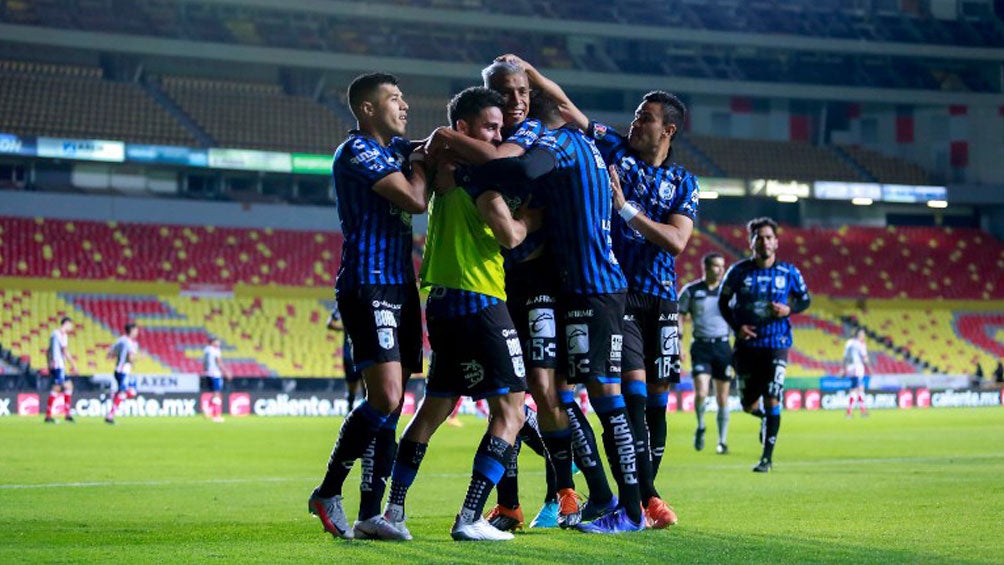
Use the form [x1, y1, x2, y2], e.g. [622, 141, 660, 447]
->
[593, 123, 608, 139]
[658, 179, 675, 201]
[377, 328, 395, 350]
[775, 275, 787, 289]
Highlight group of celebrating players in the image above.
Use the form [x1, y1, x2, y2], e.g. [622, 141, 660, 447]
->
[307, 54, 812, 541]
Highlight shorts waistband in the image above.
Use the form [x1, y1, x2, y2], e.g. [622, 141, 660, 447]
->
[694, 336, 729, 343]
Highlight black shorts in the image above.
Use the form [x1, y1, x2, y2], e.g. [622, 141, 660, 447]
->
[426, 303, 528, 400]
[690, 338, 732, 382]
[561, 292, 625, 385]
[506, 256, 561, 370]
[336, 284, 423, 376]
[732, 346, 787, 408]
[622, 292, 681, 383]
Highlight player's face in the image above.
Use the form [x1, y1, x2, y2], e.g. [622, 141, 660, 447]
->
[459, 106, 504, 145]
[62, 321, 73, 333]
[751, 226, 778, 260]
[372, 83, 408, 137]
[628, 102, 673, 153]
[490, 73, 530, 128]
[704, 257, 726, 284]
[129, 327, 139, 339]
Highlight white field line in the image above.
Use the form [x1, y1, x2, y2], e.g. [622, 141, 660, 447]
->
[2, 453, 1002, 490]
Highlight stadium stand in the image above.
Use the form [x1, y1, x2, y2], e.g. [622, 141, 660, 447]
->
[0, 217, 343, 287]
[0, 288, 348, 378]
[709, 224, 1004, 300]
[3, 2, 998, 91]
[0, 61, 197, 147]
[836, 145, 934, 185]
[850, 303, 1004, 375]
[688, 136, 864, 182]
[157, 76, 347, 154]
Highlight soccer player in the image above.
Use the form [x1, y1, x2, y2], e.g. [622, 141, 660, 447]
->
[718, 217, 811, 473]
[462, 88, 649, 534]
[498, 54, 689, 529]
[843, 328, 870, 418]
[381, 86, 533, 542]
[105, 323, 140, 425]
[434, 61, 589, 530]
[308, 72, 428, 540]
[44, 316, 77, 423]
[327, 307, 364, 410]
[679, 253, 734, 454]
[202, 336, 231, 423]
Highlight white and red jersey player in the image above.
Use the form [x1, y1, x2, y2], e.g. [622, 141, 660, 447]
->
[105, 323, 140, 424]
[842, 329, 870, 417]
[44, 317, 77, 423]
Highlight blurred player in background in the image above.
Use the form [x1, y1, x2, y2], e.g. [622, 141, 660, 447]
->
[327, 307, 364, 410]
[202, 336, 231, 423]
[44, 316, 77, 423]
[843, 328, 870, 418]
[718, 217, 811, 473]
[679, 252, 734, 454]
[309, 72, 428, 541]
[105, 323, 140, 425]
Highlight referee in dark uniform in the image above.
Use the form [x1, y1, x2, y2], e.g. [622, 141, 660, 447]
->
[718, 218, 810, 472]
[679, 252, 733, 455]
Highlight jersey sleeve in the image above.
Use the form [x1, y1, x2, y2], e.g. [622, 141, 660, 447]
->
[585, 121, 627, 161]
[343, 136, 404, 186]
[789, 265, 810, 299]
[670, 172, 700, 220]
[504, 119, 546, 150]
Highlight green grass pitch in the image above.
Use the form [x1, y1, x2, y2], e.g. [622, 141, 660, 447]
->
[2, 408, 1002, 564]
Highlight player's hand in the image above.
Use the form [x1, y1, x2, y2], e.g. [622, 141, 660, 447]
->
[608, 165, 626, 210]
[424, 127, 450, 159]
[495, 53, 529, 71]
[769, 302, 791, 318]
[739, 325, 757, 340]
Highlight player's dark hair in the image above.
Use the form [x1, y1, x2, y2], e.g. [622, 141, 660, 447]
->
[124, 323, 136, 334]
[529, 90, 560, 124]
[447, 87, 504, 128]
[481, 61, 525, 89]
[346, 72, 399, 118]
[60, 316, 72, 325]
[642, 91, 686, 141]
[702, 252, 724, 267]
[747, 217, 779, 241]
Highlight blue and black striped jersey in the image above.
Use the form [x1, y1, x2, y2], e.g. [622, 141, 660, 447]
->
[588, 121, 699, 300]
[425, 287, 501, 319]
[502, 119, 548, 266]
[718, 258, 811, 349]
[332, 131, 415, 291]
[534, 125, 627, 295]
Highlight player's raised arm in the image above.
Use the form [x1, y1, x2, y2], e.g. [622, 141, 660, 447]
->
[497, 54, 588, 131]
[609, 165, 694, 257]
